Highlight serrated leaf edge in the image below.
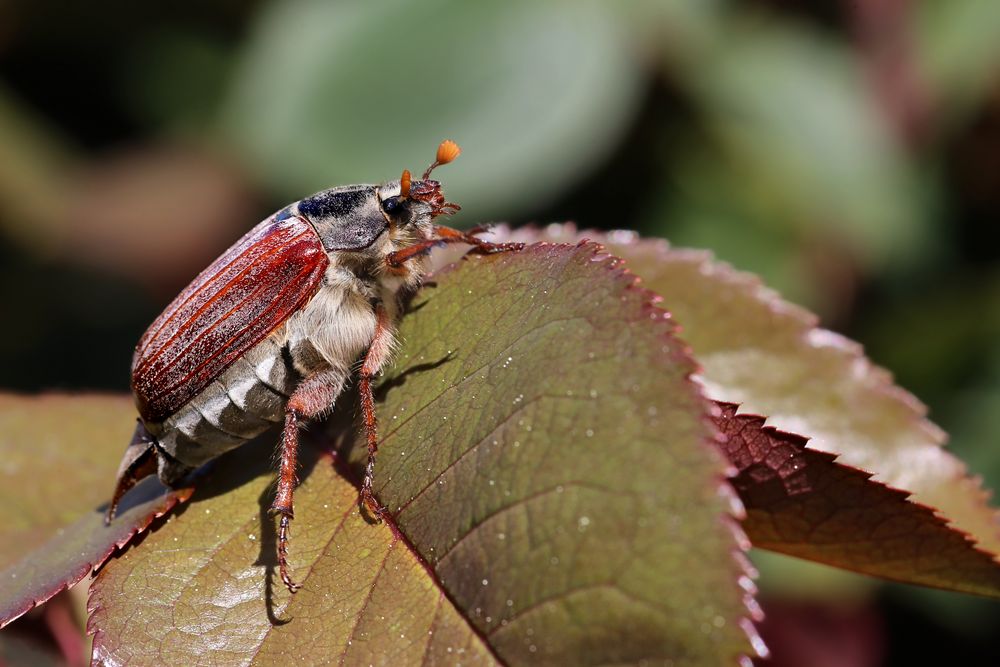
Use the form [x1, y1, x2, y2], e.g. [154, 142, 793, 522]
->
[717, 401, 1000, 596]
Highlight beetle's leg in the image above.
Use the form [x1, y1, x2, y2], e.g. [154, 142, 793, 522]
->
[106, 421, 159, 524]
[358, 304, 395, 521]
[386, 239, 450, 268]
[433, 224, 525, 255]
[386, 228, 523, 269]
[272, 367, 347, 593]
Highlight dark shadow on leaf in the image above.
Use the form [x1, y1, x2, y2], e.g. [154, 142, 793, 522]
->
[96, 476, 170, 519]
[108, 435, 277, 516]
[246, 432, 327, 624]
[404, 299, 430, 316]
[401, 279, 436, 316]
[374, 353, 454, 401]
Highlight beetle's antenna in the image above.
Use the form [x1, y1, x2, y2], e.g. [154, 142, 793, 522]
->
[422, 139, 461, 180]
[399, 169, 412, 198]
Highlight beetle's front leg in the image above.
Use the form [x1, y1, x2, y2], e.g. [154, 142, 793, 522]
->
[386, 225, 524, 268]
[358, 305, 395, 521]
[272, 367, 346, 593]
[434, 224, 525, 255]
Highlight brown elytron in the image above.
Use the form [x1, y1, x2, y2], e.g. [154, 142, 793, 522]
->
[132, 217, 329, 422]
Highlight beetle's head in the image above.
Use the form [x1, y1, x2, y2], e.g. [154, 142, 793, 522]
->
[297, 140, 461, 253]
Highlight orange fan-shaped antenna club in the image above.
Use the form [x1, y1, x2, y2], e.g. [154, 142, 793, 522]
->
[423, 139, 462, 179]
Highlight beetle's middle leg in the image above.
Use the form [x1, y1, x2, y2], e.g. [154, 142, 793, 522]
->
[358, 304, 395, 522]
[272, 367, 346, 593]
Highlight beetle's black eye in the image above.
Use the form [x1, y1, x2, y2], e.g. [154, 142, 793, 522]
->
[381, 196, 402, 214]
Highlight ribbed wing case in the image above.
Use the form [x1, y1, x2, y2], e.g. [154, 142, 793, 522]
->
[131, 215, 329, 422]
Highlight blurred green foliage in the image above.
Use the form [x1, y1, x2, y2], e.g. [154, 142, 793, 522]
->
[220, 0, 643, 222]
[1, 0, 999, 663]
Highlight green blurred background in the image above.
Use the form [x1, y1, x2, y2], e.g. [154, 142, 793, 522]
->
[0, 0, 998, 664]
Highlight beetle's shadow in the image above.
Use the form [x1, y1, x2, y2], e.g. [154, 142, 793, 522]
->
[176, 431, 325, 624]
[374, 352, 454, 401]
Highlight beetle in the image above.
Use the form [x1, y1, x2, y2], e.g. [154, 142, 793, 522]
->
[105, 140, 522, 593]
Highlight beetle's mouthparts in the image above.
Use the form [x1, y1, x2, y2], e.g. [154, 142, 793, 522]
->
[409, 179, 461, 218]
[405, 140, 462, 217]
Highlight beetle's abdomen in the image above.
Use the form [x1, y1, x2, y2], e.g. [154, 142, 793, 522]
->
[131, 215, 329, 423]
[150, 336, 296, 474]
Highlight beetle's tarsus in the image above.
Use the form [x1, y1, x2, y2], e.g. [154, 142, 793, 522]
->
[432, 224, 525, 256]
[386, 225, 522, 270]
[466, 240, 526, 255]
[276, 513, 301, 593]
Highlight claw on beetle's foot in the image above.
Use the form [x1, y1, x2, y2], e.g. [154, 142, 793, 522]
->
[360, 488, 387, 524]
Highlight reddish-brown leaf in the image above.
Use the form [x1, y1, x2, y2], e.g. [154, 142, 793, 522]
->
[716, 403, 1000, 596]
